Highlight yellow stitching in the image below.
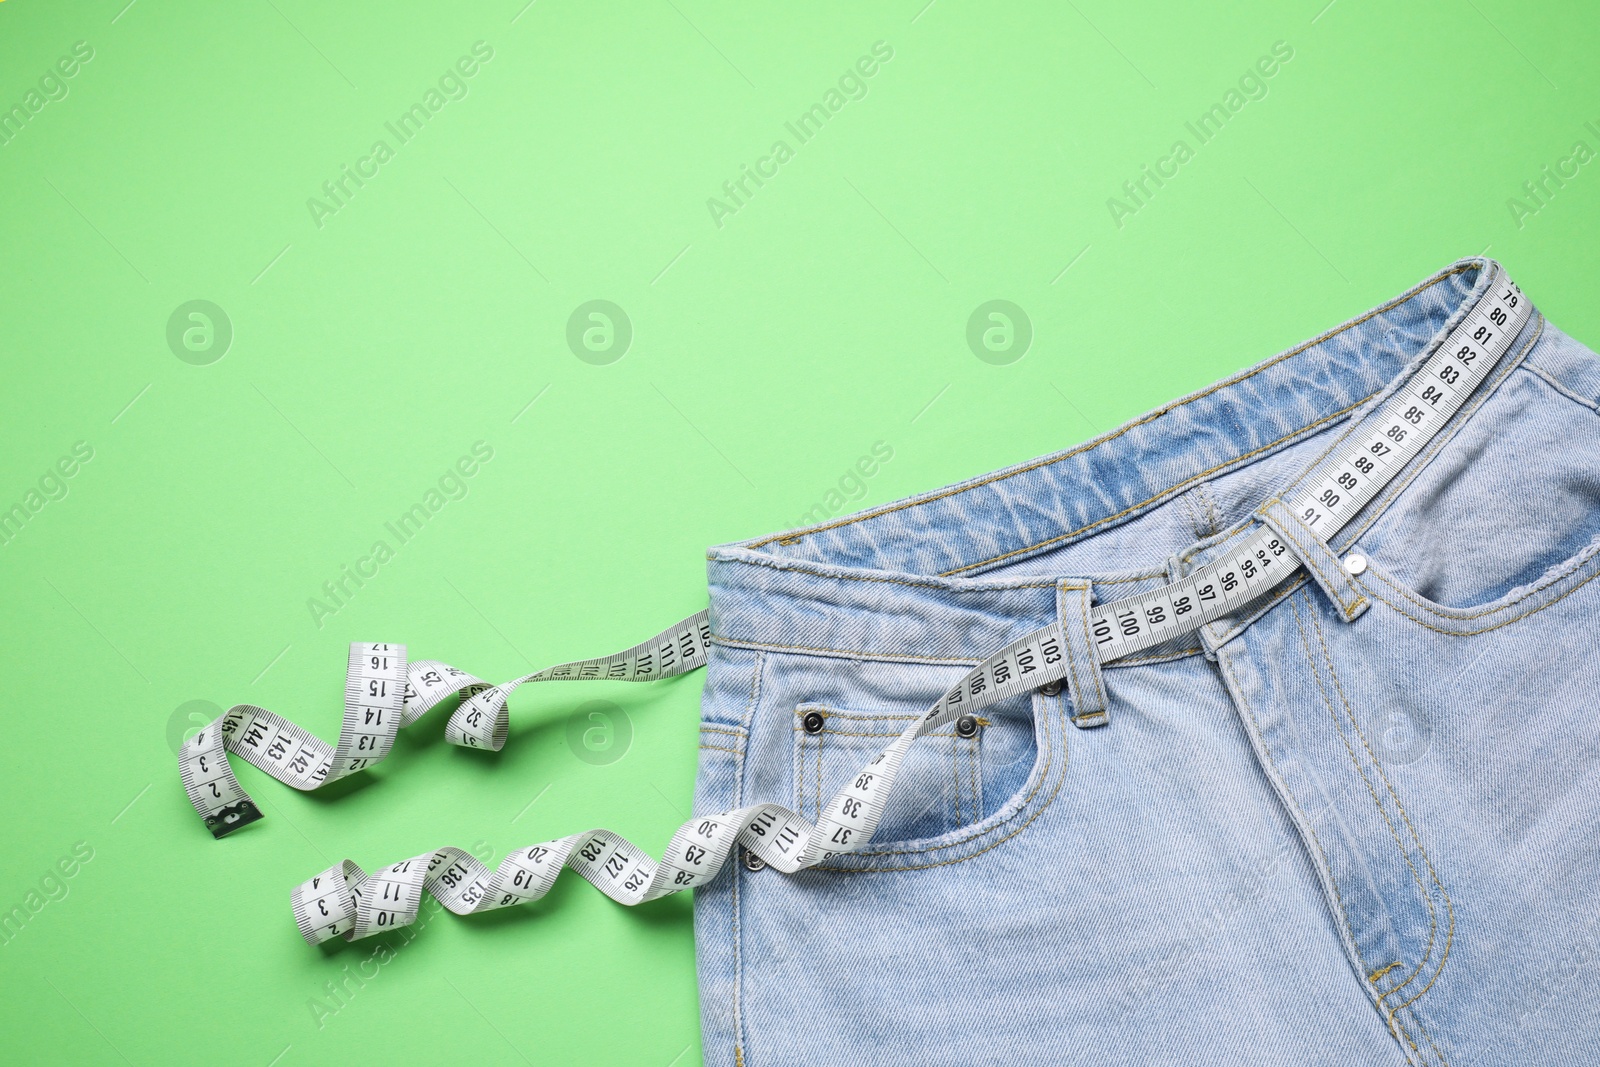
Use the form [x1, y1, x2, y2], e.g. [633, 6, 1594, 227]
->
[750, 269, 1471, 552]
[715, 635, 984, 664]
[941, 398, 1374, 576]
[1213, 650, 1425, 1058]
[711, 551, 1064, 590]
[700, 724, 746, 736]
[1364, 536, 1600, 622]
[1214, 652, 1373, 970]
[1293, 597, 1436, 1006]
[1309, 607, 1456, 1050]
[1258, 402, 1390, 520]
[698, 744, 742, 754]
[1361, 561, 1600, 637]
[799, 709, 920, 721]
[1416, 1014, 1449, 1067]
[1523, 359, 1600, 412]
[796, 727, 959, 738]
[1312, 616, 1453, 1066]
[1370, 962, 1402, 983]
[1305, 604, 1454, 1065]
[817, 693, 1065, 867]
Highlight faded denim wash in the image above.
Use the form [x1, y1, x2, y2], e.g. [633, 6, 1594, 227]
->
[692, 259, 1600, 1066]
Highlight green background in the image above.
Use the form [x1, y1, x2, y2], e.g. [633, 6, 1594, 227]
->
[1, 0, 1596, 1063]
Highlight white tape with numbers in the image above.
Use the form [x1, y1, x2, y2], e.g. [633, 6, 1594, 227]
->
[178, 267, 1529, 945]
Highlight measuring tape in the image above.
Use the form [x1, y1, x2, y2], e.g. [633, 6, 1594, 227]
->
[178, 267, 1528, 945]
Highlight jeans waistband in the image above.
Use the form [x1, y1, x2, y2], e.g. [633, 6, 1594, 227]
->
[706, 257, 1538, 664]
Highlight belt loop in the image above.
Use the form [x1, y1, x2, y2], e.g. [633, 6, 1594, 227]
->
[1256, 498, 1371, 622]
[1057, 581, 1110, 728]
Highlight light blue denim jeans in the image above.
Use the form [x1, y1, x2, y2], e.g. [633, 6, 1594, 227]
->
[692, 259, 1600, 1066]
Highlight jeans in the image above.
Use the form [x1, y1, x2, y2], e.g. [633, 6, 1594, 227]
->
[690, 258, 1600, 1065]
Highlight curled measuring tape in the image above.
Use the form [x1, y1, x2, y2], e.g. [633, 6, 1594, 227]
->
[178, 614, 714, 838]
[178, 267, 1530, 945]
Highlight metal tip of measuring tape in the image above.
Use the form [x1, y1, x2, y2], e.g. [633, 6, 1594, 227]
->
[204, 799, 265, 839]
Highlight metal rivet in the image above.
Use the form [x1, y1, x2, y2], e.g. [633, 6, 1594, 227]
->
[955, 715, 979, 739]
[1039, 681, 1063, 697]
[742, 849, 766, 871]
[801, 710, 825, 734]
[1343, 553, 1369, 576]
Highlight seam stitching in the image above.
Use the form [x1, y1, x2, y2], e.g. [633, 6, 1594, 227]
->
[1294, 597, 1437, 1009]
[816, 693, 1066, 868]
[748, 268, 1470, 551]
[731, 650, 762, 1067]
[1309, 606, 1455, 1055]
[801, 727, 960, 738]
[1521, 360, 1600, 413]
[1363, 534, 1600, 621]
[717, 553, 1065, 590]
[1213, 648, 1425, 1059]
[795, 707, 923, 722]
[1362, 562, 1600, 635]
[941, 397, 1374, 576]
[714, 636, 985, 665]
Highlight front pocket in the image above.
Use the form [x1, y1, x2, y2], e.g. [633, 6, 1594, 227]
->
[791, 694, 1039, 845]
[1354, 363, 1600, 615]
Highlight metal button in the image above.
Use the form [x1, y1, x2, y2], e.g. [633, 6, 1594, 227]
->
[955, 715, 980, 739]
[1343, 553, 1369, 576]
[1038, 681, 1063, 698]
[801, 710, 825, 734]
[742, 849, 766, 872]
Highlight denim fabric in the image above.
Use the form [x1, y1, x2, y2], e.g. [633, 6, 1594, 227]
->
[692, 259, 1600, 1066]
